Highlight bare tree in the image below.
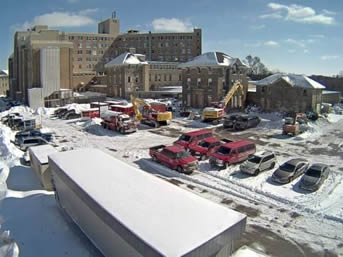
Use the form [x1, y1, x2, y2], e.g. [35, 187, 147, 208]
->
[245, 55, 269, 75]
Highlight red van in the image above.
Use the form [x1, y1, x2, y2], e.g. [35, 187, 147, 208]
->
[188, 138, 232, 161]
[208, 140, 256, 169]
[174, 129, 213, 149]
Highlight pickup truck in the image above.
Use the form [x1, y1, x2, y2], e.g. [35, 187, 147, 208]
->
[149, 145, 198, 174]
[188, 137, 232, 161]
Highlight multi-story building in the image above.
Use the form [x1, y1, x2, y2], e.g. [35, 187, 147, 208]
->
[104, 50, 181, 99]
[9, 13, 202, 107]
[180, 52, 248, 108]
[104, 28, 201, 63]
[0, 70, 9, 96]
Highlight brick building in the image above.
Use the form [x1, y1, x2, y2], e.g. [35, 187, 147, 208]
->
[180, 52, 248, 108]
[251, 74, 325, 113]
[104, 51, 181, 99]
[0, 70, 9, 96]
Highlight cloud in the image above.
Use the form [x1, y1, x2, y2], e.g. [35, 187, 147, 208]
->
[264, 41, 279, 47]
[285, 38, 316, 48]
[321, 55, 340, 61]
[261, 3, 335, 25]
[152, 18, 193, 32]
[12, 9, 98, 30]
[250, 24, 266, 30]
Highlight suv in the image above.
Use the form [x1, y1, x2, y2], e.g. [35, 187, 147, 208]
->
[174, 129, 213, 149]
[234, 115, 260, 130]
[209, 140, 256, 169]
[19, 137, 48, 151]
[223, 114, 241, 129]
[240, 152, 276, 175]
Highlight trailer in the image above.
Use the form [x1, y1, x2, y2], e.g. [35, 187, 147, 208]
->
[49, 148, 246, 257]
[29, 144, 58, 191]
[109, 104, 135, 117]
[81, 108, 100, 119]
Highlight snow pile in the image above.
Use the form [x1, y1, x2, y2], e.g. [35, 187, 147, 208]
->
[34, 107, 57, 117]
[332, 104, 343, 114]
[65, 103, 90, 114]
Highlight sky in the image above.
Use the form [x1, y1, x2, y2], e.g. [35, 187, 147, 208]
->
[0, 0, 342, 76]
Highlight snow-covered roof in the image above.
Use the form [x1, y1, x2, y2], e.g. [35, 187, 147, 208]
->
[252, 74, 325, 89]
[105, 52, 148, 68]
[0, 70, 8, 77]
[49, 148, 246, 257]
[29, 144, 57, 164]
[179, 52, 246, 68]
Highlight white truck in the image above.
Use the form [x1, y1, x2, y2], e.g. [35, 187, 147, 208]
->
[49, 148, 246, 257]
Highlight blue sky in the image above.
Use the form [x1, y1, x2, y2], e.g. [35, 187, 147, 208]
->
[1, 0, 342, 76]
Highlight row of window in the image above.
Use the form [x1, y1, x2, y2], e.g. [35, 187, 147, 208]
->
[150, 65, 178, 70]
[119, 35, 194, 41]
[73, 64, 96, 69]
[77, 42, 110, 49]
[69, 36, 114, 41]
[74, 57, 99, 62]
[117, 41, 193, 49]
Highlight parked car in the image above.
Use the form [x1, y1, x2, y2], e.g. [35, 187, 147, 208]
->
[15, 130, 53, 145]
[299, 163, 330, 191]
[19, 136, 49, 151]
[188, 137, 232, 161]
[174, 129, 213, 149]
[234, 115, 260, 130]
[240, 152, 277, 175]
[272, 158, 309, 184]
[62, 110, 81, 120]
[209, 140, 256, 169]
[149, 145, 198, 174]
[56, 108, 70, 118]
[223, 114, 241, 129]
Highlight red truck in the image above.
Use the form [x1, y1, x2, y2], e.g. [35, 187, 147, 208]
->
[81, 108, 100, 119]
[149, 145, 198, 174]
[101, 111, 137, 134]
[208, 140, 256, 169]
[109, 104, 135, 117]
[188, 138, 233, 161]
[174, 129, 213, 149]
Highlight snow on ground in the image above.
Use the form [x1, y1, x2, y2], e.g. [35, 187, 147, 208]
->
[1, 105, 343, 256]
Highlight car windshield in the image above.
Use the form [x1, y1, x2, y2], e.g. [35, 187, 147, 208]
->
[122, 117, 130, 122]
[305, 168, 321, 178]
[179, 135, 191, 142]
[248, 155, 261, 163]
[280, 163, 296, 172]
[177, 151, 191, 158]
[216, 146, 231, 155]
[199, 141, 210, 148]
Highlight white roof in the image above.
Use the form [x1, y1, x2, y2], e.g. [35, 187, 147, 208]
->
[49, 148, 246, 257]
[252, 74, 325, 89]
[0, 70, 8, 77]
[105, 52, 148, 68]
[29, 144, 57, 164]
[179, 52, 246, 68]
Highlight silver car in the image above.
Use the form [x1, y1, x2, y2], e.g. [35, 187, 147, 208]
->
[272, 158, 309, 184]
[299, 163, 330, 192]
[240, 152, 276, 175]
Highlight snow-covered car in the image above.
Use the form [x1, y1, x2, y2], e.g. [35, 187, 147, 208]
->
[272, 158, 309, 184]
[14, 130, 53, 145]
[19, 136, 49, 151]
[299, 163, 330, 192]
[240, 152, 277, 175]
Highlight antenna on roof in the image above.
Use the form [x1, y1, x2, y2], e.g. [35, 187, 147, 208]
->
[112, 11, 116, 19]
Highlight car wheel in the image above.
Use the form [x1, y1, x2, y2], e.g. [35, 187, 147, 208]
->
[270, 162, 276, 169]
[288, 177, 293, 183]
[254, 169, 260, 176]
[152, 155, 157, 162]
[120, 128, 125, 134]
[177, 166, 184, 173]
[222, 162, 228, 170]
[200, 155, 206, 161]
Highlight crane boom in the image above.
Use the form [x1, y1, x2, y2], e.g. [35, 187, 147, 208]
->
[222, 81, 244, 109]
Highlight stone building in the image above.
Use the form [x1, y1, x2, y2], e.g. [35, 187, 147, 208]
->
[104, 51, 181, 99]
[251, 74, 325, 113]
[9, 13, 202, 107]
[0, 70, 9, 96]
[180, 52, 248, 108]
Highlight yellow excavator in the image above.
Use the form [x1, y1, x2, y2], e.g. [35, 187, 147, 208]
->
[202, 81, 244, 124]
[130, 95, 172, 127]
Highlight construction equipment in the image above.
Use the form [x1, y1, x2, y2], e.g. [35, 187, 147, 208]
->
[202, 81, 245, 124]
[130, 95, 172, 127]
[282, 113, 308, 136]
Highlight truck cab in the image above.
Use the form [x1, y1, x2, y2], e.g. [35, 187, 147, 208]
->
[149, 145, 198, 174]
[188, 137, 232, 160]
[174, 129, 213, 149]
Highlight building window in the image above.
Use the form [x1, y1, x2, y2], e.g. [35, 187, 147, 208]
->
[128, 76, 131, 83]
[136, 77, 139, 83]
[303, 90, 307, 96]
[78, 43, 83, 48]
[197, 67, 201, 74]
[179, 74, 182, 81]
[155, 75, 158, 82]
[208, 78, 212, 87]
[77, 57, 82, 62]
[169, 74, 172, 81]
[197, 78, 201, 86]
[164, 74, 167, 81]
[262, 87, 265, 93]
[86, 50, 91, 55]
[187, 78, 191, 86]
[79, 64, 82, 69]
